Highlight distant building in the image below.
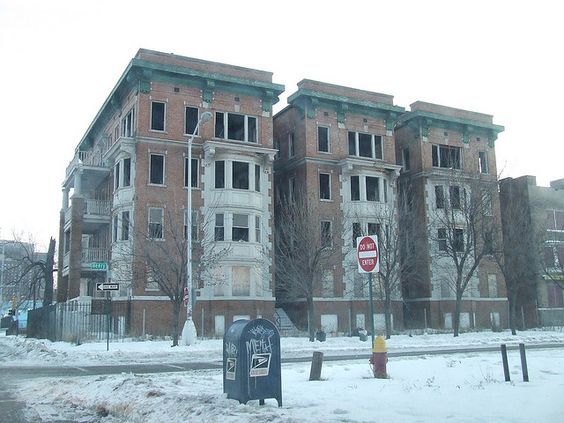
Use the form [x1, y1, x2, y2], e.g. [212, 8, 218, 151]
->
[500, 176, 564, 327]
[58, 49, 284, 337]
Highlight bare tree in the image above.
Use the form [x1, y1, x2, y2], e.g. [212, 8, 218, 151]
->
[5, 235, 56, 309]
[342, 191, 417, 339]
[274, 189, 336, 342]
[496, 178, 540, 334]
[112, 206, 229, 346]
[428, 176, 498, 337]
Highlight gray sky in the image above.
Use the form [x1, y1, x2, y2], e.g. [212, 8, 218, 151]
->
[1, 0, 562, 248]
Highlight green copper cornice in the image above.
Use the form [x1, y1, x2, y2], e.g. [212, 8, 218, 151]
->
[131, 58, 284, 98]
[288, 88, 405, 117]
[337, 103, 348, 124]
[397, 110, 504, 135]
[203, 79, 215, 104]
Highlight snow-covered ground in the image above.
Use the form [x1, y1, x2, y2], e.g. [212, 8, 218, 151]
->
[1, 330, 564, 422]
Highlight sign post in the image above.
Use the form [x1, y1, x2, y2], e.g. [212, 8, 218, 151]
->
[357, 235, 379, 346]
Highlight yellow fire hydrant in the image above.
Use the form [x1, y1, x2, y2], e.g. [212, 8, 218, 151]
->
[369, 336, 388, 379]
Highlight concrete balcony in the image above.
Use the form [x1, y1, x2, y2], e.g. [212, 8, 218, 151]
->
[80, 248, 109, 270]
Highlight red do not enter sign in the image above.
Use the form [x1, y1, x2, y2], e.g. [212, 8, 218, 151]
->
[357, 235, 379, 273]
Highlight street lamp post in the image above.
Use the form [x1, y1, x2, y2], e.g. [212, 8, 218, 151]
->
[181, 111, 212, 346]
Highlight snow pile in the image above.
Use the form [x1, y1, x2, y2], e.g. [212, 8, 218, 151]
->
[17, 349, 564, 422]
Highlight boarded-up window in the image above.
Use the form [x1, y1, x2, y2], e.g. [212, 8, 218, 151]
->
[232, 266, 250, 296]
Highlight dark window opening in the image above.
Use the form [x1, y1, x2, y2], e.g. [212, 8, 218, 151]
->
[148, 208, 163, 239]
[450, 186, 461, 209]
[358, 133, 372, 157]
[438, 228, 447, 251]
[215, 161, 225, 188]
[151, 102, 165, 131]
[432, 144, 461, 169]
[366, 176, 379, 201]
[214, 213, 224, 241]
[351, 176, 360, 201]
[215, 112, 225, 138]
[318, 126, 329, 152]
[402, 148, 410, 171]
[435, 186, 445, 209]
[479, 151, 488, 174]
[185, 107, 199, 135]
[255, 164, 260, 192]
[368, 222, 380, 237]
[319, 173, 331, 200]
[149, 154, 164, 185]
[248, 117, 257, 142]
[123, 158, 131, 187]
[321, 221, 332, 247]
[184, 158, 198, 188]
[121, 211, 130, 241]
[228, 113, 245, 141]
[114, 162, 120, 190]
[232, 161, 249, 189]
[348, 132, 356, 155]
[454, 228, 464, 252]
[374, 136, 383, 159]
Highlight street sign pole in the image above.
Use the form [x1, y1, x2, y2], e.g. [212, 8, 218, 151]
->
[368, 272, 375, 346]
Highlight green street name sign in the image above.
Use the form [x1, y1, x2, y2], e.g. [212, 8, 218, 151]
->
[90, 262, 108, 270]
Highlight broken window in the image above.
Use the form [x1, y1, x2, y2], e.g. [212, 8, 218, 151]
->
[351, 176, 360, 201]
[149, 154, 164, 185]
[318, 126, 329, 152]
[150, 101, 165, 131]
[215, 213, 224, 241]
[215, 112, 257, 142]
[184, 158, 199, 188]
[123, 158, 131, 187]
[232, 213, 249, 242]
[479, 151, 488, 174]
[215, 160, 225, 189]
[321, 221, 332, 247]
[366, 176, 380, 202]
[148, 207, 163, 239]
[185, 106, 199, 135]
[232, 161, 249, 190]
[432, 144, 461, 169]
[435, 186, 445, 209]
[121, 211, 130, 241]
[319, 173, 331, 200]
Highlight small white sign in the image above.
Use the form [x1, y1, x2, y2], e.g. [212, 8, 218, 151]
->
[226, 358, 236, 380]
[250, 353, 271, 377]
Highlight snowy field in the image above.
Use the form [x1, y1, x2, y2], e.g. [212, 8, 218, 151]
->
[1, 330, 564, 422]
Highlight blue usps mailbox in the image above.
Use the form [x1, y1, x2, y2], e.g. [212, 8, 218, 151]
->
[223, 318, 282, 407]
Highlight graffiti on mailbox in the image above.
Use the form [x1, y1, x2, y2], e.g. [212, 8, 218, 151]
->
[246, 324, 275, 377]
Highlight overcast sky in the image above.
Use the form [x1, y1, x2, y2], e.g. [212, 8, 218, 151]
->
[1, 0, 562, 248]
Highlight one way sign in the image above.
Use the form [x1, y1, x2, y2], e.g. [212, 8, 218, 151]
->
[250, 353, 271, 377]
[96, 283, 119, 291]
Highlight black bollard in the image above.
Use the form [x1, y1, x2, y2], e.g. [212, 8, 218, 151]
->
[519, 343, 529, 382]
[501, 344, 510, 382]
[309, 351, 324, 381]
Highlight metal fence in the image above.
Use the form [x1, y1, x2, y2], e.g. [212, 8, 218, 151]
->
[27, 300, 130, 343]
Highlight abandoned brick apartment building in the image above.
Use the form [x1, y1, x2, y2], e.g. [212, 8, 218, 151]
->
[59, 48, 507, 337]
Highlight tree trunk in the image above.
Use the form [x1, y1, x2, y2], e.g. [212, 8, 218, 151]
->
[453, 292, 462, 337]
[42, 238, 56, 307]
[307, 296, 315, 342]
[384, 286, 392, 340]
[171, 300, 181, 347]
[508, 290, 518, 335]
